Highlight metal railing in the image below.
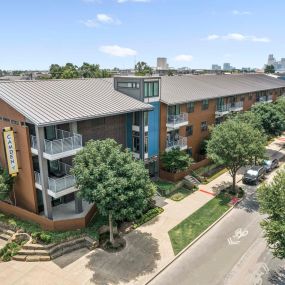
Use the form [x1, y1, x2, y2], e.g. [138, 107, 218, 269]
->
[30, 129, 82, 155]
[34, 162, 76, 193]
[216, 104, 231, 113]
[166, 136, 187, 150]
[167, 113, 188, 127]
[230, 101, 244, 111]
[257, 95, 273, 103]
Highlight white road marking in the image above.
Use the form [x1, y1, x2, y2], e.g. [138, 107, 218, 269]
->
[227, 228, 249, 246]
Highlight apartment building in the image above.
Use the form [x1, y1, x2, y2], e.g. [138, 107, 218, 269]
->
[159, 74, 285, 161]
[0, 74, 285, 229]
[0, 79, 153, 227]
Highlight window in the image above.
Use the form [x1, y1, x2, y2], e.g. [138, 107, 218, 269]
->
[144, 81, 159, 98]
[201, 100, 209, 110]
[201, 121, 208, 132]
[248, 94, 252, 100]
[187, 102, 195, 113]
[186, 125, 193, 136]
[240, 95, 245, 101]
[168, 105, 180, 116]
[133, 112, 140, 126]
[132, 131, 140, 153]
[187, 148, 193, 157]
[144, 112, 149, 126]
[117, 82, 139, 89]
[144, 132, 148, 154]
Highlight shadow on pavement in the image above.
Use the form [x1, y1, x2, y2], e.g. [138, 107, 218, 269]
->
[237, 185, 260, 214]
[53, 247, 90, 268]
[86, 231, 160, 285]
[267, 267, 285, 284]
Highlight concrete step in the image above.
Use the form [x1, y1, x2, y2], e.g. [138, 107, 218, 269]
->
[0, 233, 11, 241]
[12, 255, 27, 261]
[17, 249, 49, 256]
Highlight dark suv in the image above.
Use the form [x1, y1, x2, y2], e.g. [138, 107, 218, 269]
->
[242, 166, 266, 185]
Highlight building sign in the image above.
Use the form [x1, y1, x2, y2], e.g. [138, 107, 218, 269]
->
[3, 127, 19, 176]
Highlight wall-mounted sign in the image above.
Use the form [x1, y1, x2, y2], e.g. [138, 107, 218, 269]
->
[3, 127, 18, 176]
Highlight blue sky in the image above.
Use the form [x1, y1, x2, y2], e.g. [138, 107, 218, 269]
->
[1, 0, 284, 70]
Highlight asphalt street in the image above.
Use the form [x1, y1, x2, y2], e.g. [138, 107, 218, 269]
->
[148, 161, 285, 285]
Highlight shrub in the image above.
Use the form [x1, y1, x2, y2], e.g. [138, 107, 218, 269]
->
[31, 231, 52, 244]
[133, 207, 164, 229]
[160, 148, 193, 173]
[0, 241, 22, 262]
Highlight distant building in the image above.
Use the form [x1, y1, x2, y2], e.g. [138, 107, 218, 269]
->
[212, 64, 221, 70]
[223, 63, 231, 70]
[266, 54, 285, 72]
[157, 57, 168, 70]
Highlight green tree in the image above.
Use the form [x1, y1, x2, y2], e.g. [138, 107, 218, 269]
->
[72, 139, 155, 245]
[49, 64, 63, 79]
[160, 148, 193, 173]
[251, 103, 285, 137]
[135, 61, 153, 76]
[274, 96, 285, 120]
[264, 64, 275, 74]
[79, 62, 100, 78]
[257, 168, 285, 259]
[207, 119, 266, 190]
[61, 63, 79, 79]
[0, 168, 13, 202]
[231, 111, 263, 131]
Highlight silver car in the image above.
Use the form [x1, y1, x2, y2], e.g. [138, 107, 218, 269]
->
[263, 159, 279, 172]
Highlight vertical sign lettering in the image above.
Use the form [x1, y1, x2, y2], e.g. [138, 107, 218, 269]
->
[3, 128, 18, 176]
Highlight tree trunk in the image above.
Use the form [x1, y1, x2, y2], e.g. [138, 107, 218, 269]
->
[109, 212, 115, 245]
[232, 172, 236, 192]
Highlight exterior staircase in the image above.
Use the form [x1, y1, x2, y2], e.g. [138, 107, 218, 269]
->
[184, 175, 200, 186]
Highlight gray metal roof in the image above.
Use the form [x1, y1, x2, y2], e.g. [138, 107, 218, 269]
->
[0, 78, 153, 126]
[160, 74, 285, 105]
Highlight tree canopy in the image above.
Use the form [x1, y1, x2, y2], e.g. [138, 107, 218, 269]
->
[49, 62, 111, 79]
[251, 102, 285, 137]
[135, 61, 153, 76]
[160, 148, 193, 173]
[207, 119, 266, 190]
[264, 64, 275, 74]
[257, 168, 285, 259]
[72, 139, 155, 244]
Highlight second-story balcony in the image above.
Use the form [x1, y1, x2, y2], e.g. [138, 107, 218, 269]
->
[256, 95, 273, 104]
[31, 129, 83, 160]
[166, 113, 188, 129]
[34, 162, 76, 199]
[215, 104, 231, 117]
[229, 101, 244, 112]
[166, 136, 187, 151]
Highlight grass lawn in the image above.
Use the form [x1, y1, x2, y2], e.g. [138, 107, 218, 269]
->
[168, 187, 194, 201]
[154, 180, 176, 196]
[168, 193, 231, 255]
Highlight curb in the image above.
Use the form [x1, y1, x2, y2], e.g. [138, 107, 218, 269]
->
[145, 198, 243, 284]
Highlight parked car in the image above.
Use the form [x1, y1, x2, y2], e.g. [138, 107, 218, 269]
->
[263, 159, 279, 172]
[242, 166, 266, 185]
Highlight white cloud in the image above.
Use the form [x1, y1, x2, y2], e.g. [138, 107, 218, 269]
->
[232, 10, 252, 16]
[117, 0, 150, 3]
[207, 34, 220, 40]
[205, 33, 270, 43]
[99, 45, 137, 57]
[174, 54, 193, 62]
[81, 14, 121, 28]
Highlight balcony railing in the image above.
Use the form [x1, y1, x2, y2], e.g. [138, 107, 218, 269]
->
[256, 95, 273, 103]
[166, 113, 188, 128]
[30, 129, 82, 156]
[34, 162, 76, 194]
[166, 136, 187, 150]
[229, 101, 244, 111]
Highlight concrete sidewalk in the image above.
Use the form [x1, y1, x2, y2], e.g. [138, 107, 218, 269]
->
[1, 136, 285, 285]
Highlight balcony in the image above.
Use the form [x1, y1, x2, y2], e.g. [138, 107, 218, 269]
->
[31, 129, 83, 160]
[166, 113, 188, 129]
[34, 162, 76, 199]
[215, 104, 231, 117]
[256, 95, 273, 103]
[166, 136, 187, 151]
[229, 101, 244, 112]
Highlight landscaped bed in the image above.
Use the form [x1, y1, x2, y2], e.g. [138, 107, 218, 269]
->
[168, 192, 233, 255]
[192, 163, 227, 184]
[154, 180, 197, 201]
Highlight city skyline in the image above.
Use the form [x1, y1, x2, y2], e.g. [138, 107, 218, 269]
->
[1, 0, 284, 70]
